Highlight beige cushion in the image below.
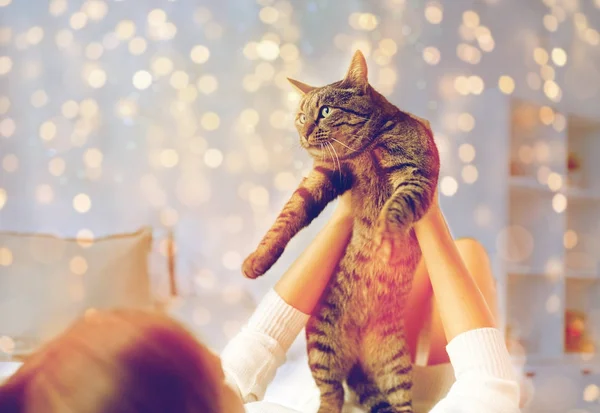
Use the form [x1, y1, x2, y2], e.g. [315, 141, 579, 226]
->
[0, 227, 153, 342]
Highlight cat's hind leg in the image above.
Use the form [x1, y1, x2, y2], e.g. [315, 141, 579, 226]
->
[362, 322, 413, 413]
[306, 304, 355, 413]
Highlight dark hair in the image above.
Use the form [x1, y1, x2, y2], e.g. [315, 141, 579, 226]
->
[0, 310, 221, 413]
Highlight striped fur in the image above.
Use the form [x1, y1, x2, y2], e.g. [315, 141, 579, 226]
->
[242, 51, 439, 413]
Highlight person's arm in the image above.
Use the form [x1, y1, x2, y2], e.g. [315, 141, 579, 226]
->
[414, 194, 520, 413]
[413, 195, 494, 342]
[222, 194, 353, 403]
[274, 191, 353, 314]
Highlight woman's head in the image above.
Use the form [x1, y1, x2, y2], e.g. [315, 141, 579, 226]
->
[0, 309, 243, 413]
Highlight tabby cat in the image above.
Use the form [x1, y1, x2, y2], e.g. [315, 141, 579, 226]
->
[242, 50, 440, 413]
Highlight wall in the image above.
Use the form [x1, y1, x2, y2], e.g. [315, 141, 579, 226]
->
[0, 0, 599, 304]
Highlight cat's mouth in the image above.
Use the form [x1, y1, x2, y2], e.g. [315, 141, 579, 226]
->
[305, 130, 330, 146]
[302, 132, 331, 151]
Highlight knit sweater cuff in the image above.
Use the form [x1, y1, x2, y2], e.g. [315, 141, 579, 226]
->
[446, 328, 516, 381]
[245, 289, 310, 352]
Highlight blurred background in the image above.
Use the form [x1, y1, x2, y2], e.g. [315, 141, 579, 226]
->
[0, 0, 599, 411]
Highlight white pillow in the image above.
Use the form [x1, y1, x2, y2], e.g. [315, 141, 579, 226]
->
[0, 227, 153, 342]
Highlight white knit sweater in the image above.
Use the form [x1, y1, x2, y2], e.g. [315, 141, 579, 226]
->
[221, 290, 520, 413]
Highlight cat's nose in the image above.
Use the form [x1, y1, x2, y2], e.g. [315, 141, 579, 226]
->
[303, 122, 315, 138]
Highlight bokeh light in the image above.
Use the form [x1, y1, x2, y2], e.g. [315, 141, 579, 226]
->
[583, 384, 599, 402]
[204, 149, 223, 168]
[39, 121, 57, 141]
[497, 225, 534, 263]
[0, 56, 12, 76]
[424, 2, 443, 24]
[73, 193, 92, 213]
[457, 43, 481, 64]
[191, 45, 210, 64]
[0, 247, 12, 266]
[543, 14, 558, 32]
[49, 158, 66, 176]
[546, 294, 561, 313]
[440, 176, 458, 196]
[498, 75, 515, 94]
[133, 70, 153, 90]
[160, 207, 179, 227]
[170, 71, 190, 90]
[201, 112, 220, 130]
[458, 113, 476, 132]
[76, 229, 95, 248]
[116, 20, 136, 40]
[0, 96, 11, 114]
[128, 37, 147, 55]
[552, 193, 567, 213]
[70, 12, 89, 30]
[563, 229, 578, 249]
[87, 68, 107, 88]
[70, 256, 88, 275]
[160, 149, 179, 168]
[84, 148, 103, 168]
[0, 188, 7, 210]
[85, 43, 104, 60]
[197, 75, 218, 94]
[462, 165, 478, 184]
[459, 143, 476, 163]
[2, 154, 18, 173]
[36, 184, 54, 204]
[547, 172, 562, 191]
[151, 57, 174, 76]
[422, 46, 441, 65]
[463, 10, 480, 28]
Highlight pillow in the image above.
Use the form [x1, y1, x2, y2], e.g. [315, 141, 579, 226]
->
[147, 227, 177, 304]
[0, 227, 153, 343]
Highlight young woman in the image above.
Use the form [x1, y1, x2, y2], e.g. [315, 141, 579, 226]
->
[0, 192, 520, 413]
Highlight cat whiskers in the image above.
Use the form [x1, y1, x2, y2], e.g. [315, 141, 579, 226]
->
[323, 141, 335, 167]
[326, 142, 343, 182]
[330, 137, 358, 153]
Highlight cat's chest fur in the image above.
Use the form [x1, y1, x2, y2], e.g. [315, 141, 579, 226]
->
[346, 152, 394, 228]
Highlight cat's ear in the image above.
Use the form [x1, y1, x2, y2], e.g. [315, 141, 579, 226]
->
[343, 50, 369, 90]
[287, 78, 316, 95]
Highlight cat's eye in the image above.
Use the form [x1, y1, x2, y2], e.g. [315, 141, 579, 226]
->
[320, 106, 332, 118]
[298, 114, 306, 124]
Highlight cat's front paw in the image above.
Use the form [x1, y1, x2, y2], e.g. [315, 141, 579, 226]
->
[242, 251, 267, 279]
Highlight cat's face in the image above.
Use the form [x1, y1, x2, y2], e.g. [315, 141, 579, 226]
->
[289, 51, 380, 160]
